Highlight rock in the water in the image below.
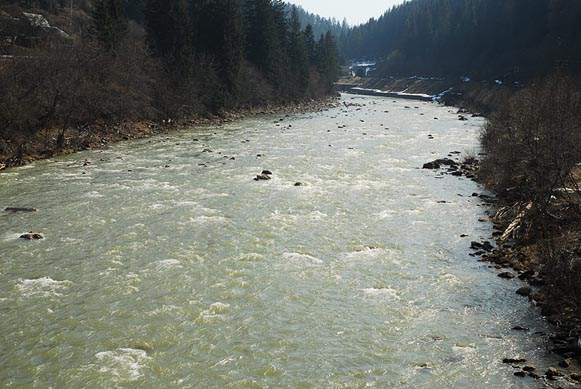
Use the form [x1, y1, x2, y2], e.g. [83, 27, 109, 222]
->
[20, 232, 44, 240]
[254, 174, 271, 181]
[294, 182, 304, 187]
[516, 286, 532, 297]
[523, 365, 536, 372]
[545, 367, 562, 380]
[498, 272, 515, 279]
[512, 326, 530, 331]
[261, 170, 273, 175]
[559, 358, 573, 368]
[514, 371, 527, 378]
[5, 207, 38, 213]
[423, 162, 440, 169]
[503, 357, 527, 364]
[571, 373, 581, 382]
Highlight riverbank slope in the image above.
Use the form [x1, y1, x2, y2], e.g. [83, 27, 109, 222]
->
[337, 76, 515, 116]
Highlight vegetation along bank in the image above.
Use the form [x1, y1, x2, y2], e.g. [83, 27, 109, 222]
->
[0, 0, 340, 168]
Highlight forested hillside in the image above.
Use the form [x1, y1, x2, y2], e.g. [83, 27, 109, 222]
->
[0, 0, 339, 160]
[286, 4, 349, 41]
[340, 0, 581, 79]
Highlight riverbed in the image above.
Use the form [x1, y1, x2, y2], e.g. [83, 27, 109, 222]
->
[0, 95, 558, 387]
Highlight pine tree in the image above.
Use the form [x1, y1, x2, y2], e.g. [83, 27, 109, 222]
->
[304, 24, 316, 64]
[316, 32, 339, 93]
[195, 0, 243, 107]
[145, 0, 192, 72]
[243, 0, 279, 84]
[288, 6, 309, 97]
[92, 0, 128, 52]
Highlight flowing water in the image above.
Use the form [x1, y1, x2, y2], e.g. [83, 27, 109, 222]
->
[0, 95, 559, 387]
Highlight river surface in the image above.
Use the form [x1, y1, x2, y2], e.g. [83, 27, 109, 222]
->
[0, 95, 559, 387]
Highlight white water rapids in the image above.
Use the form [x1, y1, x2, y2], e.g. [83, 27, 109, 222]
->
[0, 95, 559, 387]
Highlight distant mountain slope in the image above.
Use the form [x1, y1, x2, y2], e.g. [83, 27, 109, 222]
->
[340, 0, 581, 79]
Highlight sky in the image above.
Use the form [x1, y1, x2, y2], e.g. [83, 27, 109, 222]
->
[288, 0, 407, 26]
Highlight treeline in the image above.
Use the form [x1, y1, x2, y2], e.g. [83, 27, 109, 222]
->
[285, 4, 349, 42]
[0, 0, 339, 153]
[340, 0, 581, 79]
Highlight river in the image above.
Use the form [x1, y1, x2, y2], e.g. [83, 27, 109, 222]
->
[0, 95, 558, 387]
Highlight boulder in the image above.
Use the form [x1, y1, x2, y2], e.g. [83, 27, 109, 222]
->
[20, 231, 44, 240]
[545, 367, 562, 380]
[512, 326, 530, 331]
[498, 272, 515, 279]
[261, 170, 273, 175]
[254, 174, 271, 181]
[503, 357, 527, 364]
[559, 358, 572, 368]
[5, 207, 38, 213]
[423, 162, 440, 169]
[516, 286, 532, 297]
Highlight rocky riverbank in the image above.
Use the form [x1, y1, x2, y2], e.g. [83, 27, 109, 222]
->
[0, 97, 340, 171]
[423, 148, 581, 387]
[337, 76, 516, 116]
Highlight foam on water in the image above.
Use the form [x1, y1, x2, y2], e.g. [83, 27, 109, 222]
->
[94, 348, 150, 382]
[282, 252, 324, 265]
[16, 277, 72, 298]
[153, 259, 182, 270]
[362, 286, 401, 300]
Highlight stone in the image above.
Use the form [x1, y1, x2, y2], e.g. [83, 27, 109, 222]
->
[294, 182, 304, 187]
[516, 286, 532, 297]
[513, 371, 526, 377]
[20, 231, 44, 240]
[470, 241, 483, 250]
[545, 367, 562, 380]
[523, 365, 536, 372]
[261, 170, 273, 175]
[571, 373, 581, 382]
[527, 372, 541, 379]
[254, 174, 271, 181]
[503, 358, 527, 364]
[512, 326, 530, 331]
[5, 207, 38, 213]
[559, 358, 572, 368]
[423, 162, 440, 169]
[498, 272, 515, 279]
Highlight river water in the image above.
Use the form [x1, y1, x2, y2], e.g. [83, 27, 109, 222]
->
[0, 95, 559, 387]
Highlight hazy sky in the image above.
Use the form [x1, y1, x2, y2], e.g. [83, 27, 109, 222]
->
[289, 0, 406, 25]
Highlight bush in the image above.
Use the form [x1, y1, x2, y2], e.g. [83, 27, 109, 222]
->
[480, 74, 581, 210]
